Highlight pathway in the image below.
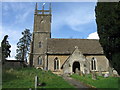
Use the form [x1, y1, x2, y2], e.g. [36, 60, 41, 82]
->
[62, 75, 92, 89]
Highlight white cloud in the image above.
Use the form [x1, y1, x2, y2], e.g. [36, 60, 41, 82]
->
[2, 2, 34, 26]
[65, 8, 95, 31]
[87, 32, 99, 39]
[52, 3, 96, 32]
[15, 9, 32, 24]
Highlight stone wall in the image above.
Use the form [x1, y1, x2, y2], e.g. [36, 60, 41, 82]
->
[86, 55, 109, 72]
[47, 53, 109, 75]
[48, 54, 69, 73]
[3, 60, 24, 69]
[32, 11, 51, 69]
[63, 48, 90, 74]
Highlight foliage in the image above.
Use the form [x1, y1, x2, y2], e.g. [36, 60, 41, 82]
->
[1, 35, 11, 63]
[95, 2, 120, 75]
[15, 29, 32, 62]
[2, 67, 74, 88]
[71, 74, 119, 88]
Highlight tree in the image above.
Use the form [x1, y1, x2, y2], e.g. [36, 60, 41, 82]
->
[1, 35, 11, 64]
[95, 2, 120, 75]
[16, 29, 32, 63]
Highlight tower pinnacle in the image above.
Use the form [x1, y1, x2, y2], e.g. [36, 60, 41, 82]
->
[42, 3, 45, 10]
[35, 3, 38, 14]
[49, 3, 51, 14]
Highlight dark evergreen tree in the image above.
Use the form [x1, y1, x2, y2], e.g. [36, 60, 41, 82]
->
[95, 2, 120, 75]
[15, 29, 32, 63]
[1, 35, 11, 64]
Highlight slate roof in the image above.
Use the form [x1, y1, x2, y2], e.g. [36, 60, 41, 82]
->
[47, 38, 104, 55]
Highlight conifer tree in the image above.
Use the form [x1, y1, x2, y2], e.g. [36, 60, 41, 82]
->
[16, 29, 32, 63]
[95, 2, 120, 75]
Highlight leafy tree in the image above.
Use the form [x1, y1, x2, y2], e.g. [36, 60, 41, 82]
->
[16, 29, 32, 63]
[1, 35, 11, 64]
[95, 2, 120, 75]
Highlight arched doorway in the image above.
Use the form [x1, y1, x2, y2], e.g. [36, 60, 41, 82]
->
[73, 61, 80, 73]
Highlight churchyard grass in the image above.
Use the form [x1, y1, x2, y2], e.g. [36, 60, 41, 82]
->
[2, 67, 74, 88]
[71, 74, 119, 88]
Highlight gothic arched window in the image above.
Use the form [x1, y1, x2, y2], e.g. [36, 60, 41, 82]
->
[38, 56, 42, 65]
[91, 57, 96, 70]
[54, 57, 60, 70]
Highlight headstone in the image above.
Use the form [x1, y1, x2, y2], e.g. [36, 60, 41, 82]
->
[108, 67, 113, 76]
[113, 69, 118, 76]
[79, 71, 81, 76]
[98, 67, 102, 76]
[92, 71, 97, 80]
[84, 68, 87, 75]
[75, 68, 79, 74]
[104, 73, 109, 78]
[35, 76, 38, 90]
[79, 71, 84, 76]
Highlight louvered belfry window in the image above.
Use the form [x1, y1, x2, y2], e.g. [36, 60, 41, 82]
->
[38, 56, 42, 65]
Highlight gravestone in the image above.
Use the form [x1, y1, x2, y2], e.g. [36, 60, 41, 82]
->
[92, 71, 97, 80]
[79, 71, 84, 76]
[113, 69, 118, 76]
[75, 68, 79, 74]
[84, 68, 87, 75]
[108, 67, 113, 76]
[35, 76, 38, 90]
[98, 67, 102, 76]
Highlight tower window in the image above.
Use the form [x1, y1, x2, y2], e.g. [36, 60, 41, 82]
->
[91, 57, 96, 70]
[38, 56, 42, 65]
[39, 42, 42, 48]
[54, 57, 60, 70]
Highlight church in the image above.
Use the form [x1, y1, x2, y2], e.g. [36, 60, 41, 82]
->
[29, 3, 110, 75]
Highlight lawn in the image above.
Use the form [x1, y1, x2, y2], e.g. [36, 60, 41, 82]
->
[2, 67, 74, 88]
[71, 74, 120, 89]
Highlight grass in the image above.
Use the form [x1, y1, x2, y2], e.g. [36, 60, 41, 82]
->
[2, 67, 74, 88]
[71, 74, 120, 88]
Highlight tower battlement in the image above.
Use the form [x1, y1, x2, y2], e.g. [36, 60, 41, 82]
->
[35, 3, 51, 15]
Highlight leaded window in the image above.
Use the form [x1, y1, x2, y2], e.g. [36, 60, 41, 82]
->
[91, 57, 96, 70]
[54, 57, 60, 70]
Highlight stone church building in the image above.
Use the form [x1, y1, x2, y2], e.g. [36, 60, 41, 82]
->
[29, 3, 110, 75]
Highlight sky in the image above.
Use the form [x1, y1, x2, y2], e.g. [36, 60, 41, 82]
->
[0, 2, 99, 60]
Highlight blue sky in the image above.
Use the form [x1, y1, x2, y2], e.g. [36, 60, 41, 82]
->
[0, 2, 99, 59]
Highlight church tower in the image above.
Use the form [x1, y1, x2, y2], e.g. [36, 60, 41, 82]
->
[29, 3, 51, 69]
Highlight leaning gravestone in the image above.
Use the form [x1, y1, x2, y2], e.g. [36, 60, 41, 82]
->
[79, 71, 85, 77]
